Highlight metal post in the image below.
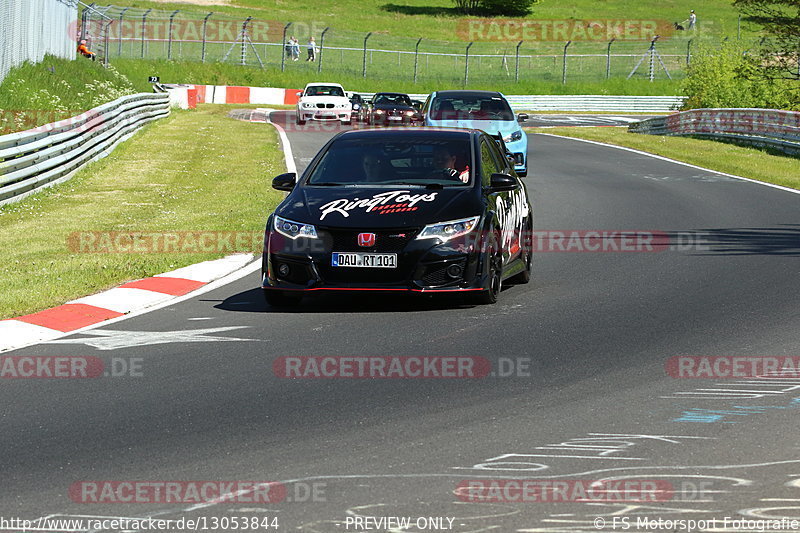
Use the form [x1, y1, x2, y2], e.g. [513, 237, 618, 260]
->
[241, 17, 251, 66]
[606, 37, 615, 78]
[413, 38, 422, 83]
[141, 9, 151, 59]
[562, 40, 571, 84]
[281, 22, 292, 72]
[362, 32, 372, 78]
[515, 40, 522, 82]
[167, 10, 179, 60]
[464, 41, 473, 86]
[686, 39, 692, 66]
[117, 7, 128, 57]
[201, 12, 213, 63]
[648, 36, 659, 82]
[103, 19, 112, 66]
[317, 27, 329, 73]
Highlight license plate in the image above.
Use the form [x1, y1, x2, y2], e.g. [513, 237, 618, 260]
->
[388, 116, 402, 121]
[331, 253, 397, 268]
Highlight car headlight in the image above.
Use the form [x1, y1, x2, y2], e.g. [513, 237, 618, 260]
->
[416, 216, 480, 242]
[405, 110, 416, 116]
[352, 104, 360, 110]
[375, 109, 384, 114]
[302, 102, 314, 109]
[274, 216, 318, 239]
[503, 130, 523, 143]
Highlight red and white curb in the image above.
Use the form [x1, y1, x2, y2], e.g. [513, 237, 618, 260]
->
[0, 254, 257, 353]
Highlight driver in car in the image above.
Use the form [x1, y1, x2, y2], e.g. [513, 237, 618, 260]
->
[431, 146, 470, 183]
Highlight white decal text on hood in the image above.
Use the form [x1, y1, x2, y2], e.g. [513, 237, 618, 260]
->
[319, 190, 438, 220]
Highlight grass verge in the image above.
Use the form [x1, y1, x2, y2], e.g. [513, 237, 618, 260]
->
[527, 126, 800, 191]
[0, 104, 285, 319]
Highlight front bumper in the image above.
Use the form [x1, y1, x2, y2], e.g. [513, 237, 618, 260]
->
[262, 227, 488, 294]
[300, 110, 351, 121]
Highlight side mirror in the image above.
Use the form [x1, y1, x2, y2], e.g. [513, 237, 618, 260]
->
[517, 113, 529, 122]
[272, 172, 296, 191]
[296, 91, 303, 98]
[489, 173, 518, 192]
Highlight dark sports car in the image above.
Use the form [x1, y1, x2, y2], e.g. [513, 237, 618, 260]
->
[261, 128, 533, 307]
[366, 92, 422, 125]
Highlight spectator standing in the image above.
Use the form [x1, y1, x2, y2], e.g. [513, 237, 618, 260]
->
[291, 36, 300, 61]
[306, 37, 317, 62]
[687, 10, 696, 30]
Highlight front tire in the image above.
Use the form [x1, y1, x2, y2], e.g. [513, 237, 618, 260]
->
[473, 244, 502, 305]
[296, 113, 305, 125]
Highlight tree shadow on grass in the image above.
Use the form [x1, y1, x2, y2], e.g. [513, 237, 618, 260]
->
[381, 3, 463, 17]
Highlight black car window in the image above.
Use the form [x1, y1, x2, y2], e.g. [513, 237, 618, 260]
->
[306, 86, 344, 97]
[374, 94, 412, 106]
[430, 96, 514, 121]
[480, 139, 500, 187]
[307, 138, 472, 187]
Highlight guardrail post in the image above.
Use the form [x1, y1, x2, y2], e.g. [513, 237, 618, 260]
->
[317, 27, 330, 73]
[280, 22, 292, 72]
[562, 40, 571, 84]
[515, 40, 523, 82]
[686, 39, 692, 66]
[606, 37, 615, 78]
[413, 38, 422, 83]
[464, 41, 473, 86]
[362, 32, 373, 78]
[141, 9, 151, 59]
[117, 7, 128, 57]
[201, 12, 213, 63]
[167, 10, 179, 60]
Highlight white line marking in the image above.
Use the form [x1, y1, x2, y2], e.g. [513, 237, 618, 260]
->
[257, 108, 297, 175]
[534, 133, 800, 196]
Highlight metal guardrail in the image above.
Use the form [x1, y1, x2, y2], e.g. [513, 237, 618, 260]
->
[0, 93, 170, 205]
[629, 108, 800, 155]
[354, 93, 686, 113]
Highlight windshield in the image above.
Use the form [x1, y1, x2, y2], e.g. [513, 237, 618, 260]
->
[430, 95, 514, 121]
[307, 138, 472, 187]
[374, 94, 412, 106]
[305, 85, 345, 97]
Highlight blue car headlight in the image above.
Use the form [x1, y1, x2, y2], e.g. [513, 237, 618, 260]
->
[415, 216, 480, 242]
[274, 216, 318, 239]
[503, 130, 523, 143]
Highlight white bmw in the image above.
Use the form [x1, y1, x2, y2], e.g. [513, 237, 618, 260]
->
[296, 82, 352, 125]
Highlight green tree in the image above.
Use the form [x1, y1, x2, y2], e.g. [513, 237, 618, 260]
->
[733, 0, 800, 80]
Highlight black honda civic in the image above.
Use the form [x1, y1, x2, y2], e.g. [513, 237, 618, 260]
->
[261, 128, 533, 306]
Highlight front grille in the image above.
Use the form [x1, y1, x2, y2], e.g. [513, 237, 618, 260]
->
[325, 228, 419, 253]
[320, 267, 410, 284]
[315, 103, 335, 109]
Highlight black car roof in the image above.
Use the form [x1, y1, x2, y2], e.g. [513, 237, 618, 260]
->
[336, 128, 477, 141]
[433, 90, 503, 99]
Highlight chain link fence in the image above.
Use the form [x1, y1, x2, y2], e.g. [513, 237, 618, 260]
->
[0, 0, 78, 84]
[83, 5, 742, 85]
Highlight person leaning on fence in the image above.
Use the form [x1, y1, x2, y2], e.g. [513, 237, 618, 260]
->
[77, 40, 96, 61]
[306, 37, 317, 62]
[291, 37, 300, 61]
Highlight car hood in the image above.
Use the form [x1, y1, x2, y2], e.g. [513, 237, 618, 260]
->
[300, 95, 349, 103]
[427, 118, 519, 136]
[279, 187, 481, 229]
[372, 103, 415, 111]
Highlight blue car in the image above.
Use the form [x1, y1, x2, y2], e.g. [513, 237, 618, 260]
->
[422, 90, 528, 176]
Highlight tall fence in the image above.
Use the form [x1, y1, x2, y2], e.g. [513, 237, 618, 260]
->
[82, 5, 740, 85]
[629, 109, 800, 155]
[0, 0, 78, 84]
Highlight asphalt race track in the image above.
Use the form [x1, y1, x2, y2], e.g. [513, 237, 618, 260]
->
[2, 111, 799, 532]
